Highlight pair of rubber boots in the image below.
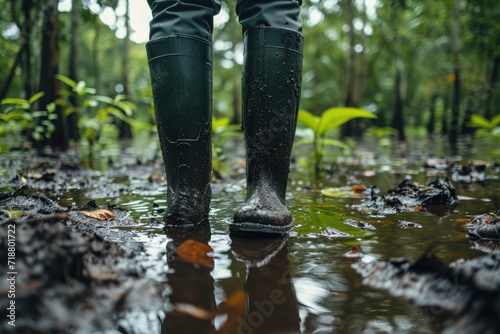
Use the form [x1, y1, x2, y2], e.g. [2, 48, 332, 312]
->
[147, 26, 303, 235]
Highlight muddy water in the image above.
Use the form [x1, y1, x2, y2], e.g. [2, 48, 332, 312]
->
[1, 137, 499, 333]
[101, 141, 500, 332]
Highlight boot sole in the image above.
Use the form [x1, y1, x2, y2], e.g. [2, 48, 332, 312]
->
[229, 221, 293, 236]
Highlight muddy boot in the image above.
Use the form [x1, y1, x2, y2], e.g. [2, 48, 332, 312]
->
[231, 26, 303, 235]
[147, 35, 212, 226]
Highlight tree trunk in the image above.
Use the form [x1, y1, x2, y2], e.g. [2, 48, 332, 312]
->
[93, 19, 101, 94]
[391, 62, 405, 141]
[38, 0, 67, 149]
[441, 94, 449, 135]
[426, 94, 437, 136]
[21, 0, 33, 99]
[67, 0, 80, 140]
[0, 43, 26, 101]
[449, 0, 461, 146]
[461, 98, 475, 134]
[342, 0, 357, 138]
[119, 0, 132, 139]
[484, 55, 499, 119]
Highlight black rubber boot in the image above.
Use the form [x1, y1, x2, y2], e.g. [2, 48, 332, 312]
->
[231, 26, 303, 235]
[147, 35, 212, 226]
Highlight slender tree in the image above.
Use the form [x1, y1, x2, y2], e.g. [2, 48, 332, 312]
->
[67, 0, 80, 139]
[38, 0, 67, 148]
[390, 0, 405, 141]
[119, 0, 132, 139]
[449, 0, 461, 146]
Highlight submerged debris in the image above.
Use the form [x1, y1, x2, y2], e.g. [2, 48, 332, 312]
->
[353, 252, 500, 334]
[320, 226, 351, 239]
[398, 220, 423, 229]
[467, 211, 500, 242]
[344, 245, 363, 259]
[451, 164, 487, 183]
[354, 177, 458, 215]
[342, 218, 376, 230]
[0, 219, 162, 333]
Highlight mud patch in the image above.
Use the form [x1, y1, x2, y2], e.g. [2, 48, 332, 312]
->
[353, 252, 500, 334]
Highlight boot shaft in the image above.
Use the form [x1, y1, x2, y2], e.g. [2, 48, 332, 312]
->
[242, 27, 304, 201]
[146, 35, 213, 224]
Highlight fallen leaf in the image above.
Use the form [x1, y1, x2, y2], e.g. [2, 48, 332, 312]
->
[177, 240, 214, 270]
[350, 185, 366, 193]
[344, 245, 363, 259]
[81, 209, 116, 220]
[2, 208, 26, 219]
[413, 205, 424, 212]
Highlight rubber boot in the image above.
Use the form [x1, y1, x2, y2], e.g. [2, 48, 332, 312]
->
[231, 26, 303, 235]
[147, 35, 212, 226]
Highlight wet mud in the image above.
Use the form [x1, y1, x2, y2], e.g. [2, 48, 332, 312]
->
[0, 148, 499, 333]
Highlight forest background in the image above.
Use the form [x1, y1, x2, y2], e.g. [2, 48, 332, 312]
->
[0, 0, 499, 153]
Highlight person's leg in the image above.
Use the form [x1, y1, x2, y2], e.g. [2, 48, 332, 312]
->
[232, 0, 304, 234]
[146, 1, 220, 226]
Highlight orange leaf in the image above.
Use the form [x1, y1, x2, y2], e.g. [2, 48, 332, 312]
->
[344, 245, 363, 259]
[177, 240, 214, 270]
[413, 206, 424, 212]
[81, 209, 116, 220]
[350, 185, 366, 193]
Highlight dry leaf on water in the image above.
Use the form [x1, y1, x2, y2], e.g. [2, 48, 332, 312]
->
[350, 185, 366, 193]
[177, 240, 214, 270]
[344, 245, 363, 259]
[81, 209, 116, 220]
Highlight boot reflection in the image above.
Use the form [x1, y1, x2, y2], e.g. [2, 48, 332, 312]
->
[162, 222, 216, 334]
[230, 236, 301, 334]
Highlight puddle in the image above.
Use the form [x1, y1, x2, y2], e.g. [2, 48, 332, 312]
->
[0, 138, 499, 333]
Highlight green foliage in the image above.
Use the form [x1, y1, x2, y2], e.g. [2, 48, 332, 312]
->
[211, 116, 242, 176]
[366, 126, 398, 148]
[296, 107, 376, 176]
[0, 92, 57, 141]
[55, 74, 153, 148]
[467, 114, 500, 138]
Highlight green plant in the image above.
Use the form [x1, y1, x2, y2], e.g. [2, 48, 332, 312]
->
[56, 74, 154, 149]
[467, 114, 500, 138]
[0, 92, 57, 141]
[211, 116, 242, 177]
[366, 126, 398, 148]
[296, 107, 377, 175]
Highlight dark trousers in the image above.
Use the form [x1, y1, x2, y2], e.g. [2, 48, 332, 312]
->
[148, 0, 302, 41]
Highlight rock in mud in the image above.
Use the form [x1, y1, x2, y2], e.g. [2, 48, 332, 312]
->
[355, 177, 458, 215]
[467, 210, 500, 242]
[0, 185, 165, 333]
[451, 164, 487, 183]
[0, 187, 67, 217]
[353, 252, 500, 334]
[0, 218, 162, 333]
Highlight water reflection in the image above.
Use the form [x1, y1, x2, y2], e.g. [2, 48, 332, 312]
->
[162, 223, 216, 333]
[230, 236, 301, 334]
[161, 226, 301, 334]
